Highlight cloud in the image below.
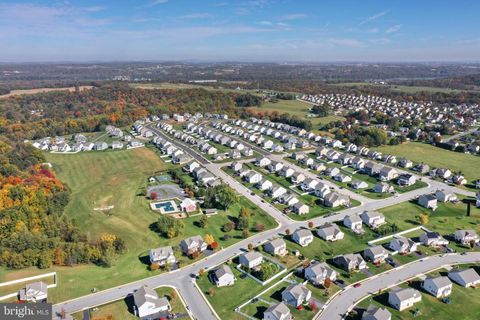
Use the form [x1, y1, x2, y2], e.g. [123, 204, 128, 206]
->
[258, 20, 273, 26]
[359, 10, 388, 25]
[147, 0, 169, 6]
[368, 28, 379, 33]
[385, 24, 402, 33]
[329, 38, 364, 47]
[279, 13, 307, 20]
[369, 38, 392, 44]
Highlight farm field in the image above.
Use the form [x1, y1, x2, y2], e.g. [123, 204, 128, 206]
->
[130, 82, 259, 95]
[247, 99, 345, 126]
[375, 142, 480, 185]
[0, 85, 94, 99]
[0, 148, 276, 303]
[329, 82, 469, 94]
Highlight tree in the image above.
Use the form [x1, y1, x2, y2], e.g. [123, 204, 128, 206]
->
[309, 301, 318, 312]
[257, 262, 278, 281]
[242, 229, 250, 239]
[311, 104, 330, 117]
[155, 215, 184, 238]
[222, 221, 235, 232]
[240, 207, 251, 218]
[307, 221, 314, 229]
[417, 213, 429, 225]
[198, 268, 206, 277]
[204, 234, 215, 245]
[209, 287, 215, 296]
[236, 214, 250, 231]
[324, 277, 332, 289]
[198, 215, 208, 228]
[255, 222, 265, 232]
[150, 192, 158, 200]
[285, 229, 291, 236]
[247, 243, 254, 251]
[150, 263, 160, 271]
[210, 241, 219, 250]
[216, 185, 238, 210]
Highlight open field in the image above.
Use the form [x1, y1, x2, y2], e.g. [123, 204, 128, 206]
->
[0, 86, 93, 99]
[351, 267, 480, 320]
[130, 82, 259, 95]
[0, 148, 276, 303]
[376, 142, 480, 185]
[329, 82, 471, 94]
[246, 99, 345, 127]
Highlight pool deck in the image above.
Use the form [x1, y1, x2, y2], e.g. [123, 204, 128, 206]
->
[150, 199, 180, 214]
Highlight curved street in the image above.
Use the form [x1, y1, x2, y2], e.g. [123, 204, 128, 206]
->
[317, 252, 480, 320]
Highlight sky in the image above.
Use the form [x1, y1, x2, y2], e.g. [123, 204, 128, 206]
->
[1, 0, 480, 62]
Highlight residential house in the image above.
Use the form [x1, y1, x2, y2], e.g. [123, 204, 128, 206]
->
[245, 171, 263, 184]
[419, 232, 449, 247]
[334, 173, 352, 183]
[398, 159, 413, 169]
[231, 161, 243, 172]
[448, 268, 480, 287]
[256, 156, 272, 167]
[180, 236, 207, 256]
[93, 141, 108, 151]
[291, 172, 306, 184]
[270, 186, 287, 199]
[279, 167, 295, 178]
[324, 167, 340, 177]
[292, 229, 314, 247]
[360, 211, 386, 229]
[304, 261, 337, 286]
[418, 194, 438, 210]
[388, 288, 422, 311]
[351, 180, 369, 190]
[316, 223, 345, 241]
[301, 178, 319, 191]
[413, 163, 430, 174]
[281, 284, 312, 307]
[213, 265, 236, 287]
[18, 282, 48, 302]
[149, 246, 176, 266]
[333, 253, 367, 271]
[314, 182, 331, 198]
[239, 252, 263, 269]
[263, 302, 292, 320]
[374, 182, 394, 193]
[268, 161, 284, 173]
[422, 276, 452, 298]
[363, 246, 389, 264]
[323, 192, 349, 208]
[264, 239, 287, 256]
[397, 174, 416, 187]
[185, 161, 200, 173]
[363, 162, 382, 176]
[280, 193, 299, 207]
[435, 190, 457, 203]
[343, 215, 364, 233]
[257, 179, 273, 191]
[452, 175, 467, 185]
[362, 305, 392, 320]
[454, 230, 480, 246]
[292, 202, 310, 215]
[379, 167, 399, 181]
[311, 162, 326, 172]
[133, 285, 170, 318]
[389, 237, 418, 254]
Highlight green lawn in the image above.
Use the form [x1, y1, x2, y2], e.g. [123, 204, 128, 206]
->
[247, 99, 345, 126]
[375, 142, 480, 186]
[329, 82, 469, 94]
[379, 197, 480, 237]
[0, 148, 276, 304]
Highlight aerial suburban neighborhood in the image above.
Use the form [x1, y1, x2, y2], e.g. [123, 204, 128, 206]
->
[1, 1, 480, 320]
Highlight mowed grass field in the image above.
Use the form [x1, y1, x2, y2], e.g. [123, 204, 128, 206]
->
[0, 148, 170, 302]
[329, 82, 471, 94]
[376, 142, 480, 184]
[247, 99, 345, 127]
[0, 147, 276, 303]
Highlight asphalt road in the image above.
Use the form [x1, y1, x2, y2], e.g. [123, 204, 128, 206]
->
[317, 252, 480, 320]
[52, 123, 478, 320]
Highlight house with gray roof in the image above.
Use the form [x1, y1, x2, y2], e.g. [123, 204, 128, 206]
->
[388, 287, 421, 311]
[422, 276, 452, 298]
[316, 223, 344, 241]
[448, 268, 480, 287]
[263, 302, 292, 320]
[180, 236, 207, 256]
[389, 237, 417, 254]
[454, 229, 479, 246]
[363, 245, 389, 264]
[213, 265, 236, 287]
[18, 282, 48, 302]
[133, 285, 170, 318]
[362, 305, 391, 320]
[333, 253, 367, 271]
[264, 239, 287, 256]
[292, 229, 313, 247]
[149, 246, 176, 266]
[304, 261, 337, 285]
[281, 284, 312, 307]
[239, 251, 263, 269]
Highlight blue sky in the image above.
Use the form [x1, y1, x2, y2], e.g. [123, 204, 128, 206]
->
[1, 0, 479, 62]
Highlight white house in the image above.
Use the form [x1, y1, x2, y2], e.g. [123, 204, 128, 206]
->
[213, 265, 236, 287]
[270, 186, 287, 199]
[388, 288, 421, 311]
[133, 285, 170, 318]
[304, 261, 337, 285]
[454, 230, 480, 246]
[419, 232, 449, 247]
[257, 179, 273, 191]
[360, 211, 386, 229]
[281, 284, 312, 307]
[316, 223, 345, 241]
[448, 268, 480, 287]
[343, 215, 363, 233]
[292, 229, 314, 247]
[389, 237, 417, 254]
[422, 276, 452, 298]
[263, 302, 292, 320]
[264, 238, 287, 256]
[149, 246, 176, 266]
[363, 246, 389, 264]
[256, 156, 272, 167]
[18, 282, 48, 302]
[239, 251, 264, 269]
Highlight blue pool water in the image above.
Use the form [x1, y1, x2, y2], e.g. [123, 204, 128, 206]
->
[154, 201, 176, 212]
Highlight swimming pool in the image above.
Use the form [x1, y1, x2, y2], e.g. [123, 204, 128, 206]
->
[150, 200, 179, 214]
